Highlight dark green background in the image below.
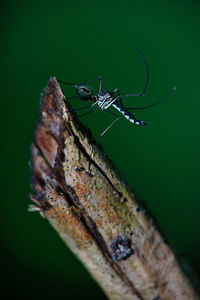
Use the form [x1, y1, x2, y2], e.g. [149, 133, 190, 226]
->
[1, 0, 200, 298]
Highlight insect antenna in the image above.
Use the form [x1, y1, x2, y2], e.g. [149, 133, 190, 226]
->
[126, 86, 176, 110]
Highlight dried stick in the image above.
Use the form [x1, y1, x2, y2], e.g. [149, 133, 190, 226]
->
[29, 77, 198, 300]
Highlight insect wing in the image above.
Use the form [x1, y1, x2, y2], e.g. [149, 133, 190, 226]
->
[75, 85, 94, 98]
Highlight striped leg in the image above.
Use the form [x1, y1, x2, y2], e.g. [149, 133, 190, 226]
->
[100, 109, 120, 136]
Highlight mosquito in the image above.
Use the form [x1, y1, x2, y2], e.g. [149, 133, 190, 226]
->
[58, 49, 176, 136]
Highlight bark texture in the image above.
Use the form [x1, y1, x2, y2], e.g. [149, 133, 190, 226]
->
[29, 77, 199, 300]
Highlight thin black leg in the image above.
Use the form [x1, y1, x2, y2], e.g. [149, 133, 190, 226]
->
[78, 105, 100, 118]
[99, 77, 103, 93]
[114, 88, 123, 106]
[59, 76, 103, 98]
[119, 49, 149, 98]
[58, 76, 103, 89]
[68, 96, 82, 100]
[66, 101, 93, 116]
[70, 105, 93, 111]
[126, 86, 176, 110]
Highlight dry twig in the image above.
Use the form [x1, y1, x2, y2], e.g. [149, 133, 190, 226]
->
[29, 77, 198, 300]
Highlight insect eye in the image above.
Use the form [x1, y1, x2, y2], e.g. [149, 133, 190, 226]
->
[75, 85, 93, 97]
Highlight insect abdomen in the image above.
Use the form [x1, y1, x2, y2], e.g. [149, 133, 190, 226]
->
[112, 102, 147, 125]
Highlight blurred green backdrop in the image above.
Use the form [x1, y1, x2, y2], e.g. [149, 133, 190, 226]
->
[1, 0, 200, 298]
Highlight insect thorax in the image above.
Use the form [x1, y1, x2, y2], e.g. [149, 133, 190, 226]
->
[97, 91, 114, 109]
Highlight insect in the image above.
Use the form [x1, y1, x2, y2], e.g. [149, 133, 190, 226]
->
[59, 49, 176, 136]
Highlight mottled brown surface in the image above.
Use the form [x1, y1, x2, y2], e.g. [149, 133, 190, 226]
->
[29, 77, 199, 300]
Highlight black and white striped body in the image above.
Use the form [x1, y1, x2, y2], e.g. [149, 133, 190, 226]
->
[95, 91, 146, 126]
[112, 101, 146, 125]
[95, 91, 115, 109]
